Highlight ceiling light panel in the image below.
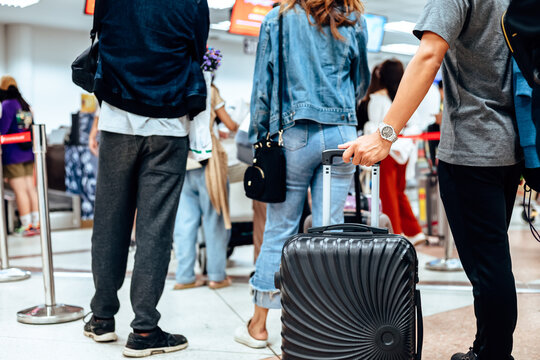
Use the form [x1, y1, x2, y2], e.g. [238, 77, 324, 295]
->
[380, 43, 419, 56]
[384, 21, 416, 34]
[210, 21, 231, 31]
[208, 0, 235, 9]
[0, 0, 39, 8]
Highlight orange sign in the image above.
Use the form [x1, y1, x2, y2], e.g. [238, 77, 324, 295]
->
[85, 0, 95, 15]
[229, 0, 278, 37]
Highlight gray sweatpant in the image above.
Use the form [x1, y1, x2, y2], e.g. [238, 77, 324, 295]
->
[90, 131, 188, 331]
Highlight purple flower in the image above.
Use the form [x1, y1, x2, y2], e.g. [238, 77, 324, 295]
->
[201, 47, 223, 72]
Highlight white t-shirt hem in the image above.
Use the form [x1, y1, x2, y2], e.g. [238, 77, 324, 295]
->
[98, 101, 189, 137]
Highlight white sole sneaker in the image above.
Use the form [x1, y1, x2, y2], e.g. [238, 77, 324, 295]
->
[407, 232, 428, 247]
[83, 330, 118, 342]
[234, 322, 268, 349]
[122, 342, 188, 358]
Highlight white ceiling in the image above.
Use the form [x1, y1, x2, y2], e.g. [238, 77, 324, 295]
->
[365, 0, 427, 22]
[0, 0, 94, 32]
[0, 0, 426, 51]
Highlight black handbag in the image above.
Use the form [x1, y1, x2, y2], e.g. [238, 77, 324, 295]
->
[71, 0, 102, 93]
[244, 12, 286, 203]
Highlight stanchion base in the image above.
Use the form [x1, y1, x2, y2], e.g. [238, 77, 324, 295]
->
[17, 304, 84, 324]
[0, 268, 31, 282]
[425, 258, 463, 272]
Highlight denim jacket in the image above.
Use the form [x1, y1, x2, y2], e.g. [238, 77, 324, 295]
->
[249, 5, 370, 142]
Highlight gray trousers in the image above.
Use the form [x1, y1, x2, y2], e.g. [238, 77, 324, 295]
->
[90, 131, 188, 331]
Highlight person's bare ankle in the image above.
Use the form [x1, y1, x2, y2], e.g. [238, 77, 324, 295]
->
[248, 320, 268, 340]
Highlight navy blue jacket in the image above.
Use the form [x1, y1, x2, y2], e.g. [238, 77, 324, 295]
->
[94, 0, 209, 119]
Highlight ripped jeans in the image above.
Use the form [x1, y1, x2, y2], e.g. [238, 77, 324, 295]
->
[250, 121, 355, 308]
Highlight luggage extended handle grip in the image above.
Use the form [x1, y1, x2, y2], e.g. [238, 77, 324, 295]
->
[308, 223, 389, 235]
[322, 149, 382, 166]
[322, 149, 345, 165]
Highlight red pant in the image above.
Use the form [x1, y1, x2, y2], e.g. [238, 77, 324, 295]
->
[379, 156, 422, 236]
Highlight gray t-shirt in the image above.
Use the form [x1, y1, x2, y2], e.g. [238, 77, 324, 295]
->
[414, 0, 521, 167]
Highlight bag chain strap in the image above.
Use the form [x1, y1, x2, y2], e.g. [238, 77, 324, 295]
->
[523, 184, 540, 243]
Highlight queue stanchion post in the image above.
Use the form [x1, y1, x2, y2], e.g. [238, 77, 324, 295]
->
[17, 124, 84, 324]
[425, 179, 463, 272]
[398, 131, 462, 271]
[0, 134, 31, 282]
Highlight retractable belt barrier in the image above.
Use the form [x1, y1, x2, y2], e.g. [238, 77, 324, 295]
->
[0, 131, 32, 145]
[0, 125, 84, 324]
[399, 131, 441, 141]
[0, 133, 33, 282]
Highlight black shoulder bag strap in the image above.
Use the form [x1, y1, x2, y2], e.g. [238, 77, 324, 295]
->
[259, 9, 284, 143]
[277, 9, 284, 143]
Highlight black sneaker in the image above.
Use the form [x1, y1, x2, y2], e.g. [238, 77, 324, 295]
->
[451, 348, 477, 360]
[122, 327, 188, 358]
[83, 315, 118, 342]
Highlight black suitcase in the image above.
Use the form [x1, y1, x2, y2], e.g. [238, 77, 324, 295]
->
[275, 150, 423, 360]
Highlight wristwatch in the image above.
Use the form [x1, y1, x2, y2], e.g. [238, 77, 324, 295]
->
[378, 122, 398, 143]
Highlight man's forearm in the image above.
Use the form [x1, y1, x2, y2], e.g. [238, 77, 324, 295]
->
[384, 32, 448, 134]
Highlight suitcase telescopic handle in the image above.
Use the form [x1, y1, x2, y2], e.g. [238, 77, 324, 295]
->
[322, 149, 346, 165]
[321, 149, 382, 166]
[308, 223, 388, 235]
[321, 149, 382, 228]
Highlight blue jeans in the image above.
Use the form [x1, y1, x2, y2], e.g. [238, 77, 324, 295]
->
[250, 121, 356, 309]
[173, 166, 230, 284]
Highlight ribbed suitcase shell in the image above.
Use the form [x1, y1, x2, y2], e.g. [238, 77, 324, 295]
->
[278, 232, 418, 360]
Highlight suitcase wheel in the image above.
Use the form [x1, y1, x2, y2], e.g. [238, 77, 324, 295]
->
[375, 325, 403, 352]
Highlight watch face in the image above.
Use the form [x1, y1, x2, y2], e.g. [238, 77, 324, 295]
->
[381, 126, 393, 138]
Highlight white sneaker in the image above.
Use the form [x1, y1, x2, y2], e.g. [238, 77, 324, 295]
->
[408, 232, 428, 246]
[234, 321, 268, 349]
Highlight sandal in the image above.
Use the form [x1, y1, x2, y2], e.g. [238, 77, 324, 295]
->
[208, 277, 232, 290]
[173, 279, 205, 290]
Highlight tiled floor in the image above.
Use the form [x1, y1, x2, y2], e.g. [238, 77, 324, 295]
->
[0, 206, 539, 359]
[422, 293, 540, 360]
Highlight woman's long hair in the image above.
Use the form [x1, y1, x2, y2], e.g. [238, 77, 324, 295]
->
[356, 64, 383, 132]
[281, 0, 364, 40]
[378, 59, 404, 102]
[0, 76, 31, 111]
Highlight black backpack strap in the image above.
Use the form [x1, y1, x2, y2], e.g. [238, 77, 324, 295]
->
[90, 0, 104, 41]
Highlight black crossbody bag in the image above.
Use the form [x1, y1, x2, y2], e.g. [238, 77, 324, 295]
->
[71, 0, 103, 93]
[243, 12, 286, 203]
